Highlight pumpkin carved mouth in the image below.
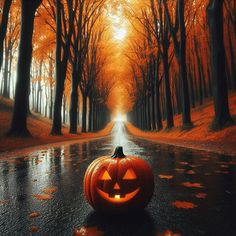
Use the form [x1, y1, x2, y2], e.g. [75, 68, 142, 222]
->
[97, 187, 140, 203]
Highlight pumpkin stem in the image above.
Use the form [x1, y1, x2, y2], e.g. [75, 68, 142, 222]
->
[111, 146, 126, 158]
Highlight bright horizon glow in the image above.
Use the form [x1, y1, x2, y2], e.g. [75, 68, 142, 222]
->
[113, 27, 127, 41]
[114, 114, 127, 122]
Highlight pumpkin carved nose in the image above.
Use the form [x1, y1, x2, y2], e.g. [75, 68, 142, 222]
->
[113, 182, 120, 190]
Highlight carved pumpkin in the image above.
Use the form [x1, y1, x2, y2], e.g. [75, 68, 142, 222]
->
[83, 146, 154, 213]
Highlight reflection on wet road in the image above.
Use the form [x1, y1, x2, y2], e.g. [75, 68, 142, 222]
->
[0, 122, 236, 235]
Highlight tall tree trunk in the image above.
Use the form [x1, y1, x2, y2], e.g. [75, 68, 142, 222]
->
[69, 66, 79, 133]
[178, 0, 192, 128]
[227, 19, 236, 90]
[163, 50, 174, 129]
[155, 84, 163, 130]
[207, 0, 234, 129]
[63, 95, 66, 124]
[36, 62, 42, 113]
[0, 0, 13, 72]
[188, 61, 195, 108]
[194, 36, 203, 105]
[147, 92, 151, 130]
[3, 45, 9, 98]
[51, 0, 72, 135]
[88, 96, 93, 132]
[82, 93, 87, 132]
[50, 84, 53, 119]
[151, 85, 156, 130]
[8, 0, 42, 137]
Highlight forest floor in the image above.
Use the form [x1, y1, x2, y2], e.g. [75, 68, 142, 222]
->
[0, 96, 114, 153]
[126, 93, 236, 157]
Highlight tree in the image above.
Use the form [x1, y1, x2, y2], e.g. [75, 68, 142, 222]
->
[7, 0, 42, 137]
[207, 0, 234, 129]
[51, 0, 77, 135]
[0, 0, 13, 72]
[163, 0, 192, 129]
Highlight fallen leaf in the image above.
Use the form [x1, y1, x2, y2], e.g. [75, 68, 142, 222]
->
[74, 226, 104, 236]
[29, 211, 40, 218]
[159, 175, 174, 180]
[186, 170, 195, 175]
[171, 201, 197, 209]
[195, 193, 207, 199]
[30, 225, 39, 233]
[33, 194, 52, 200]
[182, 182, 204, 188]
[43, 187, 57, 194]
[0, 200, 9, 206]
[157, 230, 182, 236]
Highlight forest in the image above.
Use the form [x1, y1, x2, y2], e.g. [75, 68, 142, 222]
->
[0, 0, 235, 137]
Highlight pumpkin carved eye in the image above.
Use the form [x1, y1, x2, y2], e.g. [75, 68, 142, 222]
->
[100, 170, 112, 180]
[123, 168, 137, 180]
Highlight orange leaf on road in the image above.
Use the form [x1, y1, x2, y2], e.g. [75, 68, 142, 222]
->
[172, 201, 197, 209]
[182, 182, 204, 188]
[30, 225, 39, 233]
[43, 187, 57, 194]
[29, 211, 40, 218]
[0, 200, 9, 206]
[74, 226, 104, 236]
[157, 230, 182, 236]
[159, 175, 174, 180]
[33, 194, 52, 200]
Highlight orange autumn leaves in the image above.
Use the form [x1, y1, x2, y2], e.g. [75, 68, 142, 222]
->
[172, 201, 198, 209]
[74, 227, 104, 236]
[73, 227, 183, 236]
[158, 159, 208, 209]
[33, 186, 57, 200]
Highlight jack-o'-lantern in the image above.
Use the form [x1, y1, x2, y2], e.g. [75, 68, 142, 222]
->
[83, 146, 154, 213]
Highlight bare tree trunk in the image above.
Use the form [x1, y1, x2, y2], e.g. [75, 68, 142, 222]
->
[227, 19, 236, 90]
[3, 44, 9, 98]
[0, 0, 13, 72]
[163, 50, 174, 129]
[63, 95, 66, 124]
[8, 0, 42, 137]
[155, 84, 163, 130]
[207, 0, 234, 129]
[82, 93, 87, 132]
[51, 0, 72, 135]
[188, 61, 195, 108]
[69, 65, 79, 133]
[88, 96, 93, 132]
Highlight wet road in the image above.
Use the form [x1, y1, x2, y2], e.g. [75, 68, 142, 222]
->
[0, 122, 236, 236]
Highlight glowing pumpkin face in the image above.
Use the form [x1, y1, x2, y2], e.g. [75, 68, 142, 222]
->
[96, 167, 140, 203]
[83, 146, 154, 213]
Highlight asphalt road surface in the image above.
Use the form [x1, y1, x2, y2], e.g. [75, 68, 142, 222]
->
[0, 122, 235, 236]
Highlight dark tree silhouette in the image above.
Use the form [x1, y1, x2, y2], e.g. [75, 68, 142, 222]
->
[0, 0, 13, 72]
[51, 0, 75, 135]
[207, 0, 234, 129]
[7, 0, 42, 137]
[164, 0, 192, 129]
